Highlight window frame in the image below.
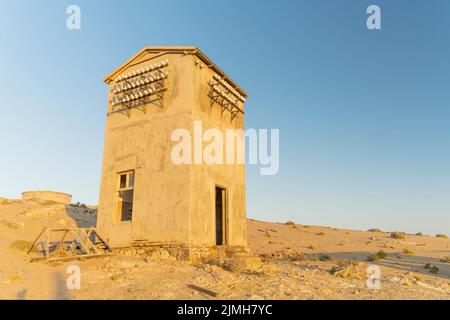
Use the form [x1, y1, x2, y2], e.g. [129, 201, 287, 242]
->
[115, 170, 135, 223]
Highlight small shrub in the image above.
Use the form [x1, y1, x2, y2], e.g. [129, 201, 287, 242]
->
[367, 228, 382, 232]
[415, 232, 423, 236]
[435, 234, 447, 238]
[9, 274, 21, 281]
[367, 250, 388, 261]
[111, 273, 122, 281]
[316, 232, 325, 236]
[307, 245, 314, 250]
[439, 257, 449, 263]
[319, 254, 331, 261]
[402, 248, 414, 255]
[285, 221, 295, 226]
[429, 266, 439, 274]
[391, 232, 405, 240]
[424, 263, 431, 269]
[9, 240, 32, 252]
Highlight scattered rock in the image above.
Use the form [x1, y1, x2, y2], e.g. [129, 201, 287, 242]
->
[399, 276, 412, 287]
[159, 249, 170, 260]
[391, 232, 405, 240]
[148, 248, 174, 260]
[387, 276, 401, 283]
[330, 261, 364, 280]
[0, 219, 25, 229]
[272, 249, 306, 261]
[402, 248, 414, 255]
[111, 273, 123, 281]
[223, 257, 262, 272]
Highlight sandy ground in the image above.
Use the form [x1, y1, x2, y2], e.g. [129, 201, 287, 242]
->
[0, 197, 449, 300]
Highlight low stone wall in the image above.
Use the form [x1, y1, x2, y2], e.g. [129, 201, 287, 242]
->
[21, 191, 72, 204]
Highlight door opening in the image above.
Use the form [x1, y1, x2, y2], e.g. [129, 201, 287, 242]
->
[215, 186, 226, 245]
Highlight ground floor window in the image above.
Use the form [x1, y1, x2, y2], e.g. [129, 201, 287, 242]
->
[117, 171, 135, 222]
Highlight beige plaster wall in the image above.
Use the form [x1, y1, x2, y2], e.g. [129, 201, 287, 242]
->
[97, 50, 247, 248]
[188, 59, 247, 247]
[97, 52, 193, 247]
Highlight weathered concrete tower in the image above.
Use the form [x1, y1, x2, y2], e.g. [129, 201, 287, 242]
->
[97, 47, 248, 258]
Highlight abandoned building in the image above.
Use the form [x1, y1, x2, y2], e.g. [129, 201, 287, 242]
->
[97, 46, 249, 258]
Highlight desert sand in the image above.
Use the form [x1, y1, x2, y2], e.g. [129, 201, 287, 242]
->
[0, 196, 449, 300]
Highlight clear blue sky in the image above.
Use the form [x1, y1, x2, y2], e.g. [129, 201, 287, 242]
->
[1, 1, 449, 235]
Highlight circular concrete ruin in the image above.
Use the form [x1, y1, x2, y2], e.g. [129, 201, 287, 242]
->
[21, 191, 72, 204]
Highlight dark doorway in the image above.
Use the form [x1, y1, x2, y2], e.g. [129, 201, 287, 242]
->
[215, 186, 226, 245]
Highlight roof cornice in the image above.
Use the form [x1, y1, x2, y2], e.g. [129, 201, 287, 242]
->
[103, 46, 248, 98]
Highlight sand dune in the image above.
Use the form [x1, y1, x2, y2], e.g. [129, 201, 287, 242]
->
[0, 197, 448, 299]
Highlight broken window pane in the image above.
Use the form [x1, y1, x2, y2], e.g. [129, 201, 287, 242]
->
[120, 174, 127, 189]
[119, 190, 133, 221]
[128, 171, 134, 188]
